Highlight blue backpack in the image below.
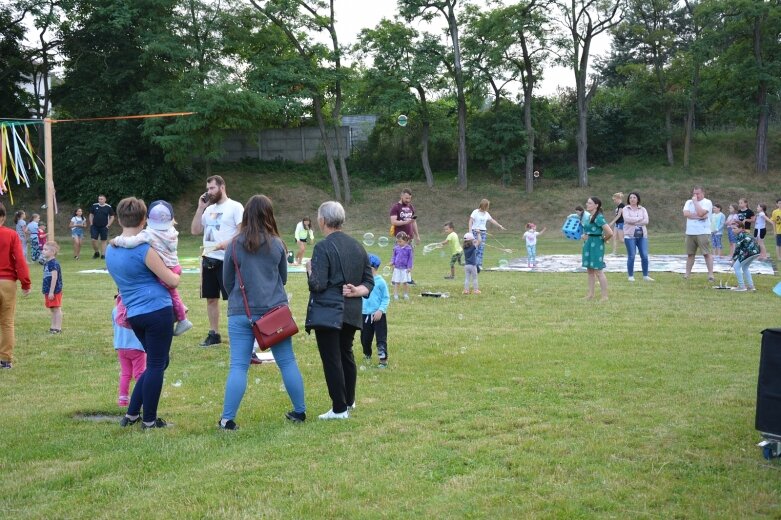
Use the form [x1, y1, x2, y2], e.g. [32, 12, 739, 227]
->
[562, 214, 584, 240]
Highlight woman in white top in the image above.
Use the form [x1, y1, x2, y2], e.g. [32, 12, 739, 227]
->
[468, 199, 505, 270]
[754, 203, 769, 260]
[69, 208, 87, 260]
[621, 192, 653, 282]
[293, 216, 314, 265]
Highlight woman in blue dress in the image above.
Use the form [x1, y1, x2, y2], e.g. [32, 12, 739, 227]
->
[582, 197, 613, 301]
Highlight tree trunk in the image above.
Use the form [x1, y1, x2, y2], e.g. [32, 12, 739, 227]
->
[523, 85, 535, 194]
[665, 108, 674, 166]
[448, 9, 468, 189]
[312, 96, 342, 201]
[576, 86, 589, 188]
[333, 125, 351, 204]
[416, 87, 434, 187]
[756, 82, 769, 175]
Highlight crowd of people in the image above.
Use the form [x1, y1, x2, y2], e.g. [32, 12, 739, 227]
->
[1, 180, 778, 429]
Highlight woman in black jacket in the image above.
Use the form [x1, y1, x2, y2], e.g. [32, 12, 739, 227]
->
[306, 201, 374, 420]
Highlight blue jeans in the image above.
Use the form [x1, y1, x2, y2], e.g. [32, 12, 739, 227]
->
[127, 306, 174, 422]
[734, 255, 759, 288]
[472, 229, 487, 267]
[624, 237, 649, 277]
[526, 244, 537, 265]
[221, 314, 306, 421]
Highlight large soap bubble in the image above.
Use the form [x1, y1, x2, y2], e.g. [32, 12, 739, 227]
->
[363, 232, 375, 246]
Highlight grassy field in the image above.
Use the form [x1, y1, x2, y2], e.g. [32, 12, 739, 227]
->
[1, 228, 780, 518]
[2, 129, 781, 518]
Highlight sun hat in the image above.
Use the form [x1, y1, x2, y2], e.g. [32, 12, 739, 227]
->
[147, 200, 174, 231]
[464, 232, 475, 240]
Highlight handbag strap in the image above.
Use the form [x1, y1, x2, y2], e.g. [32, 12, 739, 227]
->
[230, 238, 254, 322]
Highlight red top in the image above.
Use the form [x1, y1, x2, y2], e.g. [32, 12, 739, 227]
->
[0, 226, 31, 290]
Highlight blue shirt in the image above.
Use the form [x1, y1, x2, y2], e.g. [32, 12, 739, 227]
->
[464, 244, 478, 266]
[112, 307, 144, 351]
[362, 274, 389, 314]
[106, 243, 171, 317]
[42, 258, 62, 294]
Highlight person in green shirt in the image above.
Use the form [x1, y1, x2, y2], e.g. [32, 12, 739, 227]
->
[440, 221, 463, 279]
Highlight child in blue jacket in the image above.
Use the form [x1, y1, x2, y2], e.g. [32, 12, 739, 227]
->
[361, 254, 390, 368]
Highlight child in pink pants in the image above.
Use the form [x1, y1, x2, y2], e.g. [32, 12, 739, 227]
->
[113, 303, 146, 407]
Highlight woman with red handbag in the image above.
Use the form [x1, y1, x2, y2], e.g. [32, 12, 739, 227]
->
[218, 195, 306, 430]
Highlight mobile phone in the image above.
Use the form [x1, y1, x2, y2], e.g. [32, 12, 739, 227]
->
[200, 192, 209, 203]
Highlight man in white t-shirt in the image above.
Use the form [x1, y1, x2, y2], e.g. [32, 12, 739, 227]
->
[682, 185, 714, 281]
[191, 175, 244, 346]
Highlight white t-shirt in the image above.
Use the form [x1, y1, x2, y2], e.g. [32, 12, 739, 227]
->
[755, 212, 767, 230]
[201, 198, 244, 260]
[470, 209, 492, 231]
[523, 230, 540, 246]
[683, 197, 713, 236]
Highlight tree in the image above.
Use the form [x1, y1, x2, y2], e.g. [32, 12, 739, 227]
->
[355, 20, 447, 187]
[399, 0, 470, 188]
[249, 0, 353, 202]
[0, 5, 31, 118]
[699, 0, 781, 175]
[553, 0, 623, 187]
[53, 0, 188, 203]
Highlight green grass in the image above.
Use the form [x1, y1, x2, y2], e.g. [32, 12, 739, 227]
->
[2, 229, 781, 518]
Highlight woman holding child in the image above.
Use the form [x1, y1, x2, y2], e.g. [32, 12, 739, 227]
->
[106, 197, 180, 429]
[218, 195, 306, 430]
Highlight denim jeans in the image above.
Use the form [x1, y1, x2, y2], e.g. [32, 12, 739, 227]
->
[526, 244, 537, 265]
[624, 237, 649, 277]
[472, 229, 487, 267]
[127, 306, 173, 423]
[221, 314, 306, 421]
[734, 255, 759, 288]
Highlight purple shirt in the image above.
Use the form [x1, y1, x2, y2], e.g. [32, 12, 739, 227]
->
[391, 244, 414, 270]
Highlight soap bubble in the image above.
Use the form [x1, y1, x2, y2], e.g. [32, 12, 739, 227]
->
[458, 314, 464, 320]
[363, 232, 375, 246]
[378, 236, 389, 247]
[172, 380, 182, 388]
[360, 365, 366, 371]
[498, 259, 509, 268]
[510, 295, 517, 304]
[255, 378, 261, 385]
[382, 265, 391, 277]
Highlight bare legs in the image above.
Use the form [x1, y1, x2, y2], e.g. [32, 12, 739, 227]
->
[295, 241, 306, 265]
[585, 268, 608, 301]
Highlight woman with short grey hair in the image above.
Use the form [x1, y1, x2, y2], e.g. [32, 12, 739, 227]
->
[305, 201, 374, 419]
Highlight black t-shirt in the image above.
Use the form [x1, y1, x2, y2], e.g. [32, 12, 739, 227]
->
[90, 203, 115, 228]
[737, 208, 754, 230]
[614, 203, 625, 224]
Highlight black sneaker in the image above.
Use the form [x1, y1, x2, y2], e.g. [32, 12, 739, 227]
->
[100, 254, 105, 259]
[0, 360, 12, 369]
[119, 415, 140, 427]
[250, 352, 263, 364]
[142, 418, 168, 429]
[199, 331, 222, 347]
[92, 252, 100, 259]
[218, 419, 238, 430]
[285, 411, 306, 423]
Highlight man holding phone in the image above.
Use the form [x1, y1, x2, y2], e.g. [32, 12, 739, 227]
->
[191, 175, 243, 346]
[389, 188, 419, 244]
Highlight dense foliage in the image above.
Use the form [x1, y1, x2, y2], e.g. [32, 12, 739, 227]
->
[1, 0, 779, 201]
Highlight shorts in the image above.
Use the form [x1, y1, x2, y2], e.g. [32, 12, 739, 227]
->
[201, 257, 228, 299]
[727, 227, 737, 244]
[754, 228, 767, 239]
[615, 223, 624, 230]
[90, 225, 108, 241]
[685, 234, 712, 255]
[711, 232, 723, 249]
[44, 293, 62, 308]
[776, 234, 781, 247]
[72, 228, 84, 239]
[450, 252, 463, 268]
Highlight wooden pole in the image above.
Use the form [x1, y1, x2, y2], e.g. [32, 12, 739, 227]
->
[43, 118, 55, 237]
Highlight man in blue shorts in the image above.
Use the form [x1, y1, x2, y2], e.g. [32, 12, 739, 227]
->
[89, 194, 115, 259]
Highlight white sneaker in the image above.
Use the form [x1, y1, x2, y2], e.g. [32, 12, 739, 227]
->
[173, 319, 193, 336]
[731, 286, 747, 292]
[643, 276, 655, 282]
[349, 402, 356, 410]
[627, 276, 635, 282]
[318, 409, 349, 420]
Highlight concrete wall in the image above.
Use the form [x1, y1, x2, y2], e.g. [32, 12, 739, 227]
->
[220, 115, 377, 163]
[222, 127, 349, 163]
